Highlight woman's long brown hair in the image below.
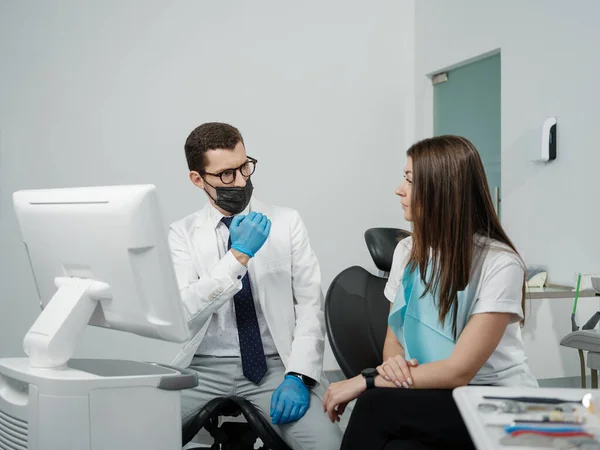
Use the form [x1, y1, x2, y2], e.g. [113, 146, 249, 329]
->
[407, 135, 525, 337]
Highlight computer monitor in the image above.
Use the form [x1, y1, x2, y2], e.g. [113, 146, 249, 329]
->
[12, 184, 189, 369]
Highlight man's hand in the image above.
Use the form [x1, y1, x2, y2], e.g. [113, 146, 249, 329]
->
[270, 375, 310, 425]
[322, 376, 366, 423]
[230, 212, 271, 258]
[377, 355, 419, 388]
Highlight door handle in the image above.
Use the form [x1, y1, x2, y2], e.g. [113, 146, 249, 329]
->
[494, 186, 500, 215]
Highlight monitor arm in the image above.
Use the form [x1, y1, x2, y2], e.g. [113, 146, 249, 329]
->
[23, 277, 111, 368]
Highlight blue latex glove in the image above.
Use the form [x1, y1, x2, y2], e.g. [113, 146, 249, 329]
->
[270, 375, 310, 425]
[229, 212, 271, 257]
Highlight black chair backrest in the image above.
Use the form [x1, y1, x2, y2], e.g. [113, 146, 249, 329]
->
[325, 266, 391, 378]
[364, 227, 411, 273]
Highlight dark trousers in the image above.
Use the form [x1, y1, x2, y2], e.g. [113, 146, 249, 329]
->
[341, 388, 475, 450]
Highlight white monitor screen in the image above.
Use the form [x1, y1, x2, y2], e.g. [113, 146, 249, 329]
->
[13, 184, 189, 345]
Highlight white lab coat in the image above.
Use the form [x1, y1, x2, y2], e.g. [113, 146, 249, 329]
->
[168, 198, 327, 385]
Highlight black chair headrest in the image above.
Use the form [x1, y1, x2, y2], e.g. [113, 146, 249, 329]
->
[364, 227, 411, 273]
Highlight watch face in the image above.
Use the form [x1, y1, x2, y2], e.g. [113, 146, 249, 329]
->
[303, 376, 317, 388]
[361, 368, 377, 377]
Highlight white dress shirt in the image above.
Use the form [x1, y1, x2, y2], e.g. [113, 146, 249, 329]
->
[195, 204, 278, 357]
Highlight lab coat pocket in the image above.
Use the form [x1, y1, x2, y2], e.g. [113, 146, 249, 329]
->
[263, 256, 292, 273]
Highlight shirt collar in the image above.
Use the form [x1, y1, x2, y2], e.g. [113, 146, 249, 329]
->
[207, 201, 252, 230]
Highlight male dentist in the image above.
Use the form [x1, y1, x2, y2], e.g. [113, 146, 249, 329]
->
[169, 122, 342, 449]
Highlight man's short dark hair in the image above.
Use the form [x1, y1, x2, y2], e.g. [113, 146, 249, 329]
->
[184, 122, 244, 173]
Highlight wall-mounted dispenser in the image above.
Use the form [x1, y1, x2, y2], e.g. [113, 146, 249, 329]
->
[531, 117, 557, 163]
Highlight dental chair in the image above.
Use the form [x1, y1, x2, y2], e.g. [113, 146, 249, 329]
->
[325, 227, 410, 377]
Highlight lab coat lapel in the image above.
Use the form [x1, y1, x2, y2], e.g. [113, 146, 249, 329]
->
[193, 204, 220, 274]
[247, 198, 269, 315]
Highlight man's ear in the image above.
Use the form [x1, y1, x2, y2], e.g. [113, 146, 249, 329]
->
[189, 171, 205, 189]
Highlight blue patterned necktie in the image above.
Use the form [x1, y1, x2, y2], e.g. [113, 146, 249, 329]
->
[221, 216, 268, 384]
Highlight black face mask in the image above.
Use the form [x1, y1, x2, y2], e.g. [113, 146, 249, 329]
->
[203, 178, 254, 215]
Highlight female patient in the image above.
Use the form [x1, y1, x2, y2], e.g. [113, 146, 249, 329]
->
[323, 135, 538, 450]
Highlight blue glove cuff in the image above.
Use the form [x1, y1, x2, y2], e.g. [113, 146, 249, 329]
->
[231, 244, 255, 258]
[285, 374, 308, 391]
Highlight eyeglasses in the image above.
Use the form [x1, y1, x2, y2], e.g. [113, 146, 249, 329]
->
[203, 157, 257, 185]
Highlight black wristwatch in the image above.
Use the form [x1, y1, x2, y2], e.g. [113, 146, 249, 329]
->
[287, 372, 317, 389]
[361, 368, 378, 390]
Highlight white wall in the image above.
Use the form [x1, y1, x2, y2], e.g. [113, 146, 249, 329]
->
[0, 1, 414, 369]
[414, 0, 600, 287]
